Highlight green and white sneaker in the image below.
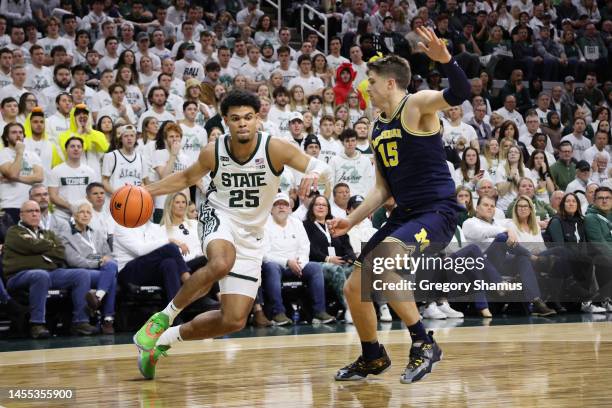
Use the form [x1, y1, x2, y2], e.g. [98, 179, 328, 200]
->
[134, 312, 169, 351]
[138, 345, 170, 380]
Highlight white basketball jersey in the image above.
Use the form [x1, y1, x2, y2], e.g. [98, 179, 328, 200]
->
[205, 132, 281, 229]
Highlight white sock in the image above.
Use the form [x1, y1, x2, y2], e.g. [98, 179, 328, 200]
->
[161, 301, 182, 325]
[96, 290, 106, 300]
[157, 325, 182, 347]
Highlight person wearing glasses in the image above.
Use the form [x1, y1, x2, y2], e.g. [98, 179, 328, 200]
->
[584, 187, 612, 312]
[2, 200, 98, 338]
[59, 200, 119, 334]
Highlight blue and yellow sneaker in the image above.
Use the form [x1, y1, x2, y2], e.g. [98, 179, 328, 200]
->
[134, 312, 169, 351]
[138, 345, 170, 380]
[400, 331, 443, 384]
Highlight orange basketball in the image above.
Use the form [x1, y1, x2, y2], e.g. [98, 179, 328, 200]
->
[109, 185, 154, 228]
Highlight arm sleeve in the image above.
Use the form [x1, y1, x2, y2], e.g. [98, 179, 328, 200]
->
[441, 58, 471, 106]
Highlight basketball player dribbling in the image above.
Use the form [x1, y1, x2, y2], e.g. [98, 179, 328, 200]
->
[328, 27, 472, 383]
[133, 90, 331, 379]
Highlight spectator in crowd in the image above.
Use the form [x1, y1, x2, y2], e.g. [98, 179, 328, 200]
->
[463, 195, 556, 316]
[28, 183, 69, 236]
[48, 136, 96, 221]
[480, 139, 502, 179]
[60, 200, 118, 334]
[0, 123, 43, 222]
[57, 104, 108, 177]
[506, 177, 556, 226]
[453, 147, 491, 199]
[527, 149, 556, 204]
[102, 124, 146, 194]
[150, 122, 194, 222]
[498, 69, 532, 117]
[85, 182, 113, 242]
[114, 217, 189, 304]
[3, 200, 98, 338]
[584, 130, 610, 165]
[584, 187, 612, 311]
[566, 160, 595, 194]
[550, 141, 577, 191]
[303, 194, 356, 323]
[561, 117, 592, 161]
[496, 145, 528, 211]
[467, 103, 492, 142]
[98, 83, 137, 126]
[261, 192, 334, 325]
[443, 106, 478, 149]
[330, 129, 374, 198]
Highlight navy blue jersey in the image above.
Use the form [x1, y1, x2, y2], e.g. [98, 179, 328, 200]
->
[371, 95, 456, 213]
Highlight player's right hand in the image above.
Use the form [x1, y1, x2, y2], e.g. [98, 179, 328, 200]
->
[327, 218, 352, 237]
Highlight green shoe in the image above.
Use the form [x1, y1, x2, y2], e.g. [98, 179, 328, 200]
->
[134, 312, 169, 351]
[138, 345, 170, 380]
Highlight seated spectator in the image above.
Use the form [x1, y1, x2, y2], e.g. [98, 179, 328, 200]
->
[566, 160, 594, 194]
[0, 123, 44, 223]
[479, 139, 502, 179]
[527, 150, 556, 204]
[97, 83, 137, 125]
[475, 179, 505, 220]
[495, 146, 528, 212]
[56, 104, 109, 180]
[583, 130, 610, 167]
[48, 136, 97, 221]
[456, 186, 476, 227]
[545, 192, 600, 313]
[527, 134, 556, 165]
[463, 196, 556, 316]
[303, 195, 356, 322]
[60, 200, 118, 334]
[506, 178, 556, 229]
[584, 187, 612, 312]
[114, 218, 188, 304]
[261, 193, 334, 325]
[507, 195, 546, 248]
[329, 129, 374, 198]
[3, 200, 97, 338]
[498, 69, 532, 117]
[591, 153, 609, 186]
[149, 122, 194, 222]
[330, 182, 351, 219]
[453, 147, 491, 199]
[101, 124, 146, 195]
[549, 190, 566, 212]
[159, 192, 208, 275]
[550, 141, 577, 191]
[561, 117, 592, 161]
[85, 182, 113, 243]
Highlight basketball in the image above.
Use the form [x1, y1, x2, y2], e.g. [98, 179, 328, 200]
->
[109, 185, 154, 228]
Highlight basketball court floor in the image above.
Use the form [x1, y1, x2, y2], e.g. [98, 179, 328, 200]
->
[1, 316, 611, 407]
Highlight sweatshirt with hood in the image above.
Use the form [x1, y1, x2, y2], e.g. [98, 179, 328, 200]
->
[333, 63, 366, 109]
[329, 150, 375, 198]
[584, 204, 612, 259]
[57, 107, 109, 181]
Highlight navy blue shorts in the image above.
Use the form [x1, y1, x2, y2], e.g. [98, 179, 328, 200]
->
[356, 204, 458, 268]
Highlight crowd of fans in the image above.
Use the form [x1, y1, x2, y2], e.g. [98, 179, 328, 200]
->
[0, 0, 611, 338]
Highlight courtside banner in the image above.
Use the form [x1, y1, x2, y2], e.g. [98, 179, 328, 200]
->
[359, 242, 612, 303]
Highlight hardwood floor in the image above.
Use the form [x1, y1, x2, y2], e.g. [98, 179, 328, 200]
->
[1, 322, 611, 407]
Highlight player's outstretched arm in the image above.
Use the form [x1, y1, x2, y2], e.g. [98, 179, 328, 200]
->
[329, 160, 391, 237]
[145, 143, 214, 197]
[405, 27, 472, 116]
[269, 138, 332, 198]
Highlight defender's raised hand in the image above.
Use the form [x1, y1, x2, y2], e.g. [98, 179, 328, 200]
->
[416, 26, 452, 64]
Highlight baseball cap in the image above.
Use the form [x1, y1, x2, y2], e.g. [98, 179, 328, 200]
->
[273, 192, 291, 205]
[288, 111, 304, 123]
[413, 74, 423, 81]
[564, 76, 575, 83]
[137, 32, 149, 41]
[576, 160, 591, 171]
[303, 134, 321, 150]
[347, 195, 364, 210]
[74, 103, 89, 116]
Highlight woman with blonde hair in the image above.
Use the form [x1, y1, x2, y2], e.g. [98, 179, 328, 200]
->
[289, 84, 307, 112]
[496, 145, 527, 211]
[455, 186, 475, 227]
[322, 87, 336, 116]
[480, 138, 502, 178]
[498, 136, 515, 161]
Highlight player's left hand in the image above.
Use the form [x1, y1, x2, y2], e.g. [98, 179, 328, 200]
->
[298, 172, 319, 200]
[415, 26, 452, 64]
